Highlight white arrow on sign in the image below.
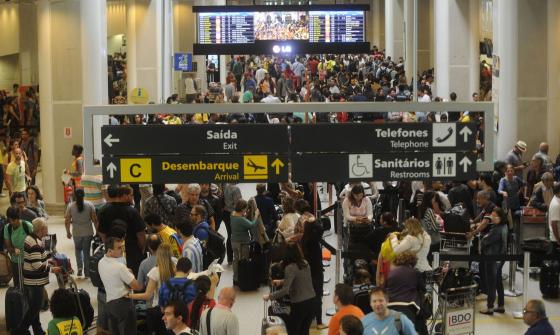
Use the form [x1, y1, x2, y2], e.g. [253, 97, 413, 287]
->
[459, 156, 472, 173]
[104, 134, 120, 147]
[459, 126, 473, 143]
[107, 162, 117, 178]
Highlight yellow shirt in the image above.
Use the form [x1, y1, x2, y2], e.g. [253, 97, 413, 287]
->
[193, 113, 209, 123]
[159, 225, 181, 258]
[165, 116, 183, 125]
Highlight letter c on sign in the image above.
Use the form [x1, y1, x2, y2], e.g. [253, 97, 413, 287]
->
[130, 164, 142, 178]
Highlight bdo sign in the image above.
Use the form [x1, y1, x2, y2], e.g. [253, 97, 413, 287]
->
[446, 309, 473, 335]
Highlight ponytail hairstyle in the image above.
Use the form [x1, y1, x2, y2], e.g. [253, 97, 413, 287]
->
[189, 275, 211, 330]
[75, 188, 85, 212]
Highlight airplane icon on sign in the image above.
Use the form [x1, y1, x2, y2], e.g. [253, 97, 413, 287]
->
[247, 159, 266, 172]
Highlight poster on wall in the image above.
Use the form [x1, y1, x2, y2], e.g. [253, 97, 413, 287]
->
[174, 53, 193, 72]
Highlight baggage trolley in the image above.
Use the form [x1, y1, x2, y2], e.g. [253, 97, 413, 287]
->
[430, 283, 478, 335]
[440, 232, 471, 268]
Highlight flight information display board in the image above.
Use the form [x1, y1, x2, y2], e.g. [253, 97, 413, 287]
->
[309, 11, 364, 42]
[198, 12, 254, 44]
[197, 10, 364, 44]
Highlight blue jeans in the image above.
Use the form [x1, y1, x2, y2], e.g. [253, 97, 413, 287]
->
[73, 235, 93, 276]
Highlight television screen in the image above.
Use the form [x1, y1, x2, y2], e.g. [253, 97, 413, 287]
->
[308, 11, 364, 42]
[198, 12, 254, 44]
[254, 11, 309, 41]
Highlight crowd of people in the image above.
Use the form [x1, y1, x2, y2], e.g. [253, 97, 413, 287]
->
[108, 52, 128, 105]
[1, 85, 40, 139]
[1, 49, 558, 335]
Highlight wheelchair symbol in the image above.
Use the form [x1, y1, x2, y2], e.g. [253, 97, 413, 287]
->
[350, 155, 371, 177]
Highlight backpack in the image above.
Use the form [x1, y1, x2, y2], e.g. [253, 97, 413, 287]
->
[158, 278, 196, 307]
[194, 225, 226, 269]
[89, 245, 105, 289]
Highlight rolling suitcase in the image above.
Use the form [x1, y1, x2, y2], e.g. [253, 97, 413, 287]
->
[262, 300, 286, 335]
[238, 242, 261, 291]
[5, 257, 27, 333]
[539, 261, 560, 299]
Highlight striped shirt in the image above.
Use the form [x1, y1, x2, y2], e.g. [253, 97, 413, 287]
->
[182, 237, 204, 273]
[80, 174, 106, 209]
[23, 235, 50, 286]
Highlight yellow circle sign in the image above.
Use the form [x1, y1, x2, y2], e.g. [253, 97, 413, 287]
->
[129, 87, 149, 104]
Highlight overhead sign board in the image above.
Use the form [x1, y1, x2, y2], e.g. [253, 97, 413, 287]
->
[291, 152, 477, 182]
[290, 123, 477, 153]
[102, 154, 289, 184]
[101, 124, 290, 155]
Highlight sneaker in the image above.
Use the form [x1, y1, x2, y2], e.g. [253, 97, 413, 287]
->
[479, 309, 494, 315]
[316, 324, 328, 330]
[77, 269, 83, 277]
[494, 307, 505, 313]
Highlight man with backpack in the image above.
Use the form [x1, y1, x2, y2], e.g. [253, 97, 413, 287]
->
[158, 257, 197, 308]
[361, 288, 416, 335]
[3, 207, 33, 286]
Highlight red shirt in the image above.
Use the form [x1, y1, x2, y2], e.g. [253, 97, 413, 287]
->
[188, 298, 217, 328]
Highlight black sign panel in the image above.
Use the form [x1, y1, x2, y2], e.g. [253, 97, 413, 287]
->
[290, 123, 477, 153]
[291, 152, 477, 182]
[102, 154, 289, 184]
[101, 124, 289, 155]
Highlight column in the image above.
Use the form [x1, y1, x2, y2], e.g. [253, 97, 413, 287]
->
[434, 0, 478, 101]
[417, 0, 434, 72]
[404, 0, 413, 78]
[38, 0, 108, 203]
[19, 2, 38, 85]
[127, 0, 172, 103]
[493, 0, 517, 158]
[385, 0, 404, 60]
[82, 0, 108, 162]
[369, 0, 384, 50]
[547, 0, 560, 155]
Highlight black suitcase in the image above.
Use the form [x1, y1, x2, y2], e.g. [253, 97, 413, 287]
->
[5, 260, 27, 332]
[539, 261, 560, 298]
[238, 243, 261, 291]
[90, 235, 103, 256]
[239, 257, 260, 291]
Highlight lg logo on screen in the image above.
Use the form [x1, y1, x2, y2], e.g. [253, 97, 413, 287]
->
[272, 45, 292, 54]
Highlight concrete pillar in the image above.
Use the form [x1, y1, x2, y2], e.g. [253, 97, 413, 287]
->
[127, 0, 171, 103]
[434, 0, 478, 101]
[38, 0, 108, 203]
[404, 0, 413, 78]
[82, 0, 108, 163]
[385, 0, 404, 60]
[369, 0, 384, 50]
[18, 2, 38, 86]
[493, 0, 517, 158]
[417, 0, 433, 72]
[547, 0, 560, 155]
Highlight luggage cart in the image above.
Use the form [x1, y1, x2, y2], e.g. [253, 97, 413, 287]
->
[440, 232, 471, 268]
[430, 283, 478, 335]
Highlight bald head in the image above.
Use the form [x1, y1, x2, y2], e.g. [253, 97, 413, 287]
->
[218, 287, 236, 308]
[539, 142, 549, 154]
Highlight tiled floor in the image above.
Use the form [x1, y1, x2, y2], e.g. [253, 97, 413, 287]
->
[0, 182, 558, 334]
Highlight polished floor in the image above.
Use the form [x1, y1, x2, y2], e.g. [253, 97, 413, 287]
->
[0, 182, 558, 334]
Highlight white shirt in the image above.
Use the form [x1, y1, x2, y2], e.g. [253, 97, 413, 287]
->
[99, 255, 135, 303]
[548, 196, 560, 242]
[391, 232, 432, 272]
